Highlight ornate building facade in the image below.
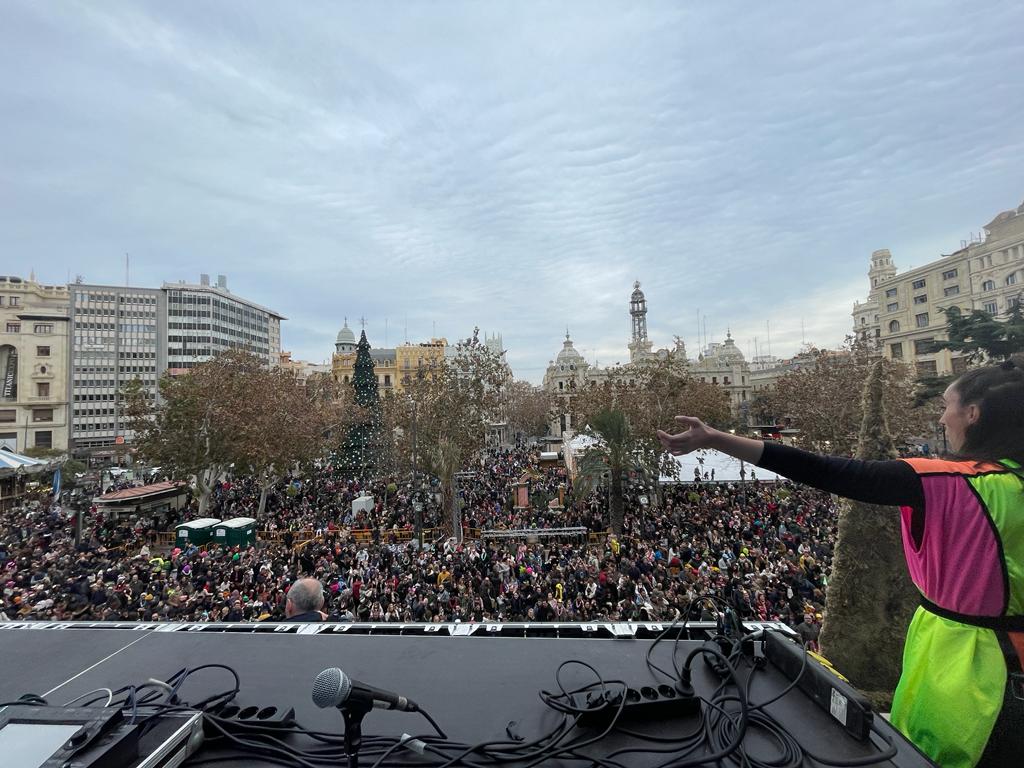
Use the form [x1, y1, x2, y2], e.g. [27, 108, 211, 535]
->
[542, 281, 750, 436]
[330, 319, 448, 393]
[852, 199, 1024, 377]
[0, 276, 70, 453]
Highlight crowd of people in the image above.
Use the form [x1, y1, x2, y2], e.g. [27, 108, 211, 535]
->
[0, 446, 832, 642]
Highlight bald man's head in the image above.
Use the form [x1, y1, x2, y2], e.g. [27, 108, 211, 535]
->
[286, 578, 325, 618]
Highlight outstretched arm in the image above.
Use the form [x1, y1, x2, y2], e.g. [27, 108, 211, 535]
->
[658, 416, 765, 463]
[658, 416, 923, 508]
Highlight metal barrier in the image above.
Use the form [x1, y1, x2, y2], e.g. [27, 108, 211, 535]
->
[481, 527, 588, 540]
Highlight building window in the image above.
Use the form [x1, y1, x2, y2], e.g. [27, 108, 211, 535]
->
[33, 430, 52, 449]
[886, 302, 898, 312]
[885, 288, 897, 298]
[943, 286, 960, 297]
[888, 320, 901, 333]
[984, 301, 998, 315]
[32, 408, 54, 422]
[5, 323, 20, 333]
[36, 346, 50, 357]
[983, 279, 995, 291]
[1008, 274, 1018, 286]
[914, 295, 928, 304]
[36, 382, 49, 397]
[912, 278, 926, 290]
[914, 338, 935, 355]
[33, 324, 53, 334]
[916, 313, 929, 328]
[383, 374, 391, 386]
[915, 360, 938, 377]
[890, 343, 903, 359]
[9, 297, 18, 307]
[942, 269, 958, 280]
[0, 409, 14, 423]
[860, 317, 866, 325]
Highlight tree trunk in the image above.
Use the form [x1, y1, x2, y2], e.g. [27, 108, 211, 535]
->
[195, 465, 220, 518]
[450, 477, 463, 544]
[609, 463, 624, 535]
[197, 488, 212, 517]
[257, 484, 271, 518]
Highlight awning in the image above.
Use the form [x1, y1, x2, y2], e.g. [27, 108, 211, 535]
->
[0, 447, 48, 475]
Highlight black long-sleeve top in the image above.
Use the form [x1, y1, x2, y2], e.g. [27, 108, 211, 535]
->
[756, 442, 926, 545]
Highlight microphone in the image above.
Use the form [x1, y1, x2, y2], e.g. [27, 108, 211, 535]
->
[312, 667, 418, 712]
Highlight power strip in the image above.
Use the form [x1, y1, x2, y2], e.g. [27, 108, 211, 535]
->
[762, 630, 873, 741]
[576, 683, 700, 728]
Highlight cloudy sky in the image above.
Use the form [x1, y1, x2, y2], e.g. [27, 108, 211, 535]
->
[3, 2, 1023, 382]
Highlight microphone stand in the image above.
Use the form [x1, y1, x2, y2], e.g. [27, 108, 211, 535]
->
[340, 698, 373, 768]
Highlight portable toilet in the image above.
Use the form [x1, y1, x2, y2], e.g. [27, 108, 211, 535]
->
[214, 517, 257, 548]
[175, 518, 220, 547]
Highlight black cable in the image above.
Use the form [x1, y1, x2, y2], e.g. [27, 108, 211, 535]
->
[0, 695, 48, 707]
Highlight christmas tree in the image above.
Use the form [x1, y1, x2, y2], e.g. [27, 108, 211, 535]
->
[341, 330, 382, 473]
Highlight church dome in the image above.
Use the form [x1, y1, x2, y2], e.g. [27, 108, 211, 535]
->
[719, 331, 745, 362]
[336, 320, 356, 346]
[552, 332, 587, 373]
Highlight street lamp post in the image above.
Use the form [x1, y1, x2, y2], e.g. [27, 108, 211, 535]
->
[410, 398, 422, 547]
[731, 428, 747, 507]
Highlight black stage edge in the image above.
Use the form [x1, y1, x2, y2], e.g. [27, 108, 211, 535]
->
[0, 622, 935, 767]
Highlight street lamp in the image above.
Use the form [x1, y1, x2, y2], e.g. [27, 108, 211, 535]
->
[731, 429, 747, 505]
[409, 396, 422, 548]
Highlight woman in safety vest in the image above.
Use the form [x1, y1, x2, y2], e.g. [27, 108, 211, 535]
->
[658, 357, 1024, 767]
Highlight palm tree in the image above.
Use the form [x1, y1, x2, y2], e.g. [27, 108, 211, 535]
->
[576, 408, 634, 535]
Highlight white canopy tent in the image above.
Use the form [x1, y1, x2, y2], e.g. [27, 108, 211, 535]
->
[566, 435, 781, 483]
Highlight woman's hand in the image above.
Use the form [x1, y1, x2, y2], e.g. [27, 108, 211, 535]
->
[657, 416, 717, 456]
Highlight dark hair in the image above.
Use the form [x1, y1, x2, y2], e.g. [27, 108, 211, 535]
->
[953, 355, 1024, 469]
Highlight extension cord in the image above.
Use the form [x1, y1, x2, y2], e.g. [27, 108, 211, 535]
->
[576, 684, 700, 728]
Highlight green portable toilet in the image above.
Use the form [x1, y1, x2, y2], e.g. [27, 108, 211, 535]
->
[215, 517, 257, 548]
[175, 518, 220, 547]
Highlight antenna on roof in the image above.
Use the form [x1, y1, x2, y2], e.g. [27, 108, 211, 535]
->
[125, 253, 130, 287]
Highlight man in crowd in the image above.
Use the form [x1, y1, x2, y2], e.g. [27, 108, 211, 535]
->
[283, 577, 326, 622]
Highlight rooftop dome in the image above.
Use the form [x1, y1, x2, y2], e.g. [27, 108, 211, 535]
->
[631, 280, 645, 300]
[336, 319, 356, 346]
[718, 331, 745, 362]
[556, 332, 584, 364]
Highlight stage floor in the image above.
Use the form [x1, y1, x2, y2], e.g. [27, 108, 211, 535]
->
[0, 622, 933, 767]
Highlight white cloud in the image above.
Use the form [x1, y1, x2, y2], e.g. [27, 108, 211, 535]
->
[2, 1, 1023, 382]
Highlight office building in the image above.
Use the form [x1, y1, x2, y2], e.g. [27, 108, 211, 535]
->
[164, 274, 283, 372]
[67, 284, 165, 455]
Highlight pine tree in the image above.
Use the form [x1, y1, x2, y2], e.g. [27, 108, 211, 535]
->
[818, 360, 918, 709]
[341, 330, 381, 473]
